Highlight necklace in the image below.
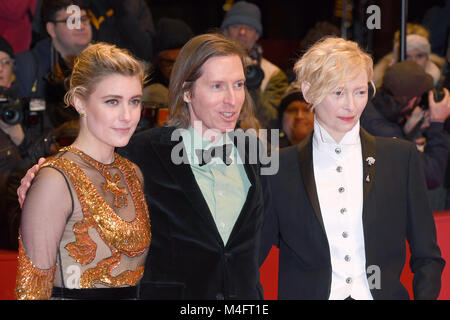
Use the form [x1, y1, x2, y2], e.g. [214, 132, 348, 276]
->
[62, 146, 129, 208]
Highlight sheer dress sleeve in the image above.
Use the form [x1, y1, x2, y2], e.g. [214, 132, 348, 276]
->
[15, 166, 73, 300]
[16, 148, 150, 299]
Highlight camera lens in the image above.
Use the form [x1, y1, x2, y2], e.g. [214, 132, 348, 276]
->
[1, 107, 22, 125]
[245, 65, 265, 90]
[420, 88, 446, 110]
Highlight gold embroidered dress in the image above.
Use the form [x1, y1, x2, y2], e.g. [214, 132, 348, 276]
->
[15, 147, 151, 299]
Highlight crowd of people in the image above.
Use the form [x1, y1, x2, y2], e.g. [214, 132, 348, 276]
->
[1, 0, 449, 300]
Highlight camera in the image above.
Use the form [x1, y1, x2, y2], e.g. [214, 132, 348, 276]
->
[0, 92, 23, 125]
[420, 87, 446, 110]
[245, 48, 265, 90]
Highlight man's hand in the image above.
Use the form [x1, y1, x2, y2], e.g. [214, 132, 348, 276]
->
[0, 120, 25, 146]
[429, 88, 450, 122]
[17, 158, 46, 208]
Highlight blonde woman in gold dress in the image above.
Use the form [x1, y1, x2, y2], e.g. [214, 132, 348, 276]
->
[15, 43, 151, 300]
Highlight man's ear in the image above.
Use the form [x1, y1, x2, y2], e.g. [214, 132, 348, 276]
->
[46, 22, 56, 39]
[301, 81, 312, 104]
[183, 84, 191, 104]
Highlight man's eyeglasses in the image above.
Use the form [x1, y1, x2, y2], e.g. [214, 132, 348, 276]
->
[51, 15, 90, 25]
[0, 58, 14, 67]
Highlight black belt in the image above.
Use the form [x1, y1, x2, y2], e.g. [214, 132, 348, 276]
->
[52, 286, 138, 300]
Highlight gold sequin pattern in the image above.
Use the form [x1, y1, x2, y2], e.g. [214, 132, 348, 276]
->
[15, 237, 56, 300]
[64, 146, 130, 209]
[79, 254, 144, 288]
[42, 151, 151, 288]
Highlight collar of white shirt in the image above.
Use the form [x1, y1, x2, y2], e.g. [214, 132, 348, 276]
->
[313, 117, 361, 148]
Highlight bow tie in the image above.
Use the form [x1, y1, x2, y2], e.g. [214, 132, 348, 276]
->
[195, 144, 233, 166]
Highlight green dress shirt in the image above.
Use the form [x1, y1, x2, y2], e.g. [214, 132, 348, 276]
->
[180, 126, 251, 244]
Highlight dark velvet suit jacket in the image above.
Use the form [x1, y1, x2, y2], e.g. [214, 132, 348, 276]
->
[260, 128, 445, 300]
[119, 126, 265, 299]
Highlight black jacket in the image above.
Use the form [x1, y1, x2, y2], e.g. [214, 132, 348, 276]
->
[118, 126, 265, 299]
[87, 0, 155, 62]
[15, 37, 51, 99]
[260, 128, 445, 300]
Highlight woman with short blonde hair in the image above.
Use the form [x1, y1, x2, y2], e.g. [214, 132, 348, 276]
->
[260, 36, 444, 300]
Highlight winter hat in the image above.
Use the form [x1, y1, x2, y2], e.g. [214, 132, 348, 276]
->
[382, 60, 434, 100]
[278, 83, 306, 125]
[220, 1, 263, 35]
[0, 35, 14, 59]
[406, 34, 431, 57]
[406, 34, 441, 84]
[155, 17, 194, 54]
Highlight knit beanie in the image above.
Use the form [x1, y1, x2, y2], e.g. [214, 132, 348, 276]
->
[393, 34, 431, 63]
[278, 83, 306, 126]
[0, 35, 14, 59]
[406, 34, 431, 56]
[220, 1, 263, 35]
[406, 35, 441, 84]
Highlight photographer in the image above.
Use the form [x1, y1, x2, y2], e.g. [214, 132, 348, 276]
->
[0, 36, 36, 250]
[221, 1, 288, 129]
[361, 60, 450, 190]
[373, 24, 445, 88]
[277, 83, 314, 148]
[15, 0, 92, 131]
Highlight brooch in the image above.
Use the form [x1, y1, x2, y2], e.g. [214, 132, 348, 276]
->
[366, 156, 375, 166]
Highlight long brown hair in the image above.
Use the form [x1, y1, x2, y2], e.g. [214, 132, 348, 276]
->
[166, 33, 258, 129]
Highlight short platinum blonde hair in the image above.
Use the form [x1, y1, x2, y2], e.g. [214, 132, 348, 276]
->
[293, 37, 374, 109]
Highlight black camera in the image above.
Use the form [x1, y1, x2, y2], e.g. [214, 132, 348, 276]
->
[245, 48, 265, 91]
[0, 92, 23, 125]
[420, 87, 446, 110]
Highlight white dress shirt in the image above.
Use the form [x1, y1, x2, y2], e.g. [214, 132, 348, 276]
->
[312, 118, 373, 300]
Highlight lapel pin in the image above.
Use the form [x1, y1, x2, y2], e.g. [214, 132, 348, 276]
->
[366, 156, 375, 166]
[365, 174, 371, 183]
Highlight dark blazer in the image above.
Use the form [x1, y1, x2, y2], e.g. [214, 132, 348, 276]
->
[15, 38, 51, 98]
[260, 128, 445, 300]
[119, 126, 265, 299]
